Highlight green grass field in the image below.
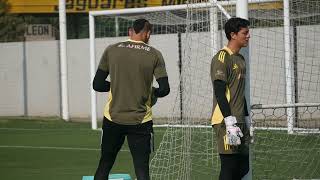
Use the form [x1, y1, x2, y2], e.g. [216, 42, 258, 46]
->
[1, 118, 320, 180]
[0, 118, 145, 180]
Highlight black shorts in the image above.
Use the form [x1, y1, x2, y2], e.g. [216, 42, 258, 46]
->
[101, 117, 154, 158]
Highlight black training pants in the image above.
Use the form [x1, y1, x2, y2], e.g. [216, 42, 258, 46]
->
[94, 118, 153, 180]
[219, 153, 249, 180]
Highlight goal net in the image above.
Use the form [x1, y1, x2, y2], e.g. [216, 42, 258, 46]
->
[248, 1, 320, 179]
[89, 0, 320, 179]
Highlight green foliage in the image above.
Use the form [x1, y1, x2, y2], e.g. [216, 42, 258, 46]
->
[0, 0, 25, 42]
[0, 0, 9, 15]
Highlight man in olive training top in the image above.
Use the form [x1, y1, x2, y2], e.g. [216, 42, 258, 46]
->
[92, 19, 170, 180]
[211, 17, 252, 180]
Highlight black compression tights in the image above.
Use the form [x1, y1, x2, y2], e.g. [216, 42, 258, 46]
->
[219, 154, 249, 180]
[94, 152, 150, 180]
[94, 153, 117, 180]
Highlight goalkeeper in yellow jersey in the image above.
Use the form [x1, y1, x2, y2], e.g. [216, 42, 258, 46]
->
[210, 17, 251, 180]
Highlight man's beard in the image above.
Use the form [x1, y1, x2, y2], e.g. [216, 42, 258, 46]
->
[144, 38, 149, 44]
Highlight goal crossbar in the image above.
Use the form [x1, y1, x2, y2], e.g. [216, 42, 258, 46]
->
[89, 0, 280, 16]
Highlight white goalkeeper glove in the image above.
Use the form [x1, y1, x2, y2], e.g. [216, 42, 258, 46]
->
[224, 116, 243, 146]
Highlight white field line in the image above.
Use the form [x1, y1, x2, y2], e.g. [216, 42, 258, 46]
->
[0, 128, 44, 131]
[0, 127, 167, 133]
[1, 126, 319, 134]
[0, 145, 130, 152]
[0, 128, 96, 131]
[0, 128, 128, 151]
[0, 145, 219, 156]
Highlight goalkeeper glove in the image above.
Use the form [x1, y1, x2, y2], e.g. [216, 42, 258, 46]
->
[151, 87, 158, 106]
[224, 116, 243, 146]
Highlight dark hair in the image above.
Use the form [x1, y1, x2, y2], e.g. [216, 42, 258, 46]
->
[132, 19, 152, 34]
[224, 17, 250, 40]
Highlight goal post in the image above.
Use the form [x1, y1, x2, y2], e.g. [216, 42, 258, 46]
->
[89, 14, 97, 130]
[283, 0, 295, 134]
[236, 1, 252, 179]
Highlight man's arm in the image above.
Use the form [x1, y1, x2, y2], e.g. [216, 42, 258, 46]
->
[153, 49, 169, 98]
[244, 97, 249, 116]
[93, 68, 110, 92]
[214, 79, 243, 145]
[154, 76, 170, 97]
[213, 80, 231, 117]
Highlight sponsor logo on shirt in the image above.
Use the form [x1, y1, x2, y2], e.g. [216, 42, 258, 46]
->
[233, 64, 238, 70]
[118, 43, 151, 51]
[215, 70, 225, 77]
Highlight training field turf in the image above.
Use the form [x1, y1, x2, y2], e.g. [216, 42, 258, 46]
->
[0, 118, 146, 180]
[1, 118, 320, 180]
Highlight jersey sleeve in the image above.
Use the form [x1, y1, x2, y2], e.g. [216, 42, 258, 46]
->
[97, 47, 110, 72]
[154, 50, 168, 79]
[211, 50, 229, 82]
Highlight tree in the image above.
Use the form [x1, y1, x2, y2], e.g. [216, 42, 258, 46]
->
[0, 0, 25, 42]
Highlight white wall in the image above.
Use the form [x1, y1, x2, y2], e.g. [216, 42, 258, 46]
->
[25, 41, 60, 116]
[0, 42, 24, 115]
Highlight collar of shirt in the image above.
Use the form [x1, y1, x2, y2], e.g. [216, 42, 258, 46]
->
[126, 39, 147, 45]
[223, 46, 234, 55]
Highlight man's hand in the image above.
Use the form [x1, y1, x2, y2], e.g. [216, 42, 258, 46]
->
[224, 116, 243, 145]
[151, 87, 158, 106]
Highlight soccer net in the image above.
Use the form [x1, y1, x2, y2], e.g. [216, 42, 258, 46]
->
[248, 1, 320, 178]
[89, 0, 320, 179]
